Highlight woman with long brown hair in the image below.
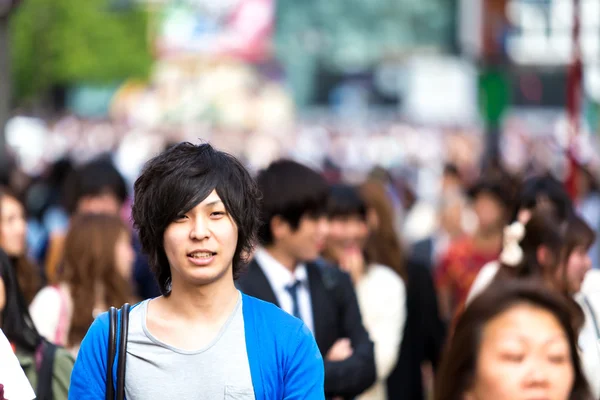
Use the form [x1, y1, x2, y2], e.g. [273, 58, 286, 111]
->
[29, 213, 135, 355]
[322, 183, 405, 400]
[359, 179, 446, 400]
[0, 187, 42, 305]
[359, 180, 407, 281]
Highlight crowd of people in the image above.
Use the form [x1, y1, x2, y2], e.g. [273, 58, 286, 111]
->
[1, 137, 600, 400]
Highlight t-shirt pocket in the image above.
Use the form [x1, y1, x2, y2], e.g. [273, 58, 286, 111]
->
[224, 386, 255, 400]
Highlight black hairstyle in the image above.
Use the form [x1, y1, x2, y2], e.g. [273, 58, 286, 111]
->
[435, 280, 592, 400]
[443, 163, 461, 179]
[63, 154, 128, 215]
[256, 159, 328, 246]
[326, 184, 367, 220]
[559, 215, 595, 295]
[467, 178, 513, 211]
[497, 210, 565, 280]
[495, 211, 590, 325]
[562, 215, 596, 265]
[131, 142, 261, 296]
[515, 174, 573, 222]
[0, 248, 41, 352]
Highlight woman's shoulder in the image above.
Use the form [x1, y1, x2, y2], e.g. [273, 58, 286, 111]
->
[30, 285, 63, 307]
[466, 260, 500, 304]
[368, 264, 404, 282]
[582, 270, 600, 297]
[365, 264, 406, 294]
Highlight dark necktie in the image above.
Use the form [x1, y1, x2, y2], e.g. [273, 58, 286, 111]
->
[285, 280, 303, 321]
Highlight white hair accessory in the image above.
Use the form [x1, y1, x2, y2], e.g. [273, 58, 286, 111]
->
[500, 221, 526, 267]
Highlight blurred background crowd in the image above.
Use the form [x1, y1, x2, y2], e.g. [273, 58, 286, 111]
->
[2, 0, 600, 265]
[2, 0, 600, 399]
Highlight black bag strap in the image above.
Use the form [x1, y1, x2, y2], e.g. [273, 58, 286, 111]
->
[116, 303, 131, 400]
[106, 307, 117, 400]
[36, 340, 57, 400]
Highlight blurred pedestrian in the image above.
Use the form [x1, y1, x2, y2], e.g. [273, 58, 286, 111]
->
[467, 174, 575, 302]
[573, 162, 600, 269]
[44, 155, 160, 299]
[0, 188, 42, 305]
[0, 249, 73, 400]
[238, 159, 376, 399]
[467, 210, 600, 397]
[29, 213, 135, 356]
[435, 179, 510, 320]
[359, 180, 446, 400]
[323, 183, 406, 400]
[0, 328, 36, 400]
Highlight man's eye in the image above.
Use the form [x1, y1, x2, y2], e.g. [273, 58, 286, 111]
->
[211, 212, 226, 217]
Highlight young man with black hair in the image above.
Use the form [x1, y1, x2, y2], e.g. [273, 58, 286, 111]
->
[237, 160, 376, 400]
[69, 143, 324, 399]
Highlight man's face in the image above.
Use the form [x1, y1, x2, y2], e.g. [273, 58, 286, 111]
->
[162, 190, 239, 288]
[77, 192, 122, 216]
[276, 214, 329, 263]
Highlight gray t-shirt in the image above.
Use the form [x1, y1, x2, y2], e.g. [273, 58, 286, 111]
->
[125, 293, 255, 400]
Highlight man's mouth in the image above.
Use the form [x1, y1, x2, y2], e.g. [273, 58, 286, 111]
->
[188, 251, 217, 259]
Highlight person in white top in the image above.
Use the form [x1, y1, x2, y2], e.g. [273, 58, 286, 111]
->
[0, 329, 36, 400]
[29, 213, 135, 356]
[1, 247, 73, 399]
[466, 210, 600, 398]
[322, 184, 406, 400]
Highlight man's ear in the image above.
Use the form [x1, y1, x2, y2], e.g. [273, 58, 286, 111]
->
[270, 215, 291, 241]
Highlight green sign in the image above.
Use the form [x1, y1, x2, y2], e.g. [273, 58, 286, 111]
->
[479, 69, 510, 128]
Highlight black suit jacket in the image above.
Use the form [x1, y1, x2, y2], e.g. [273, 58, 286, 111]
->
[386, 258, 446, 400]
[237, 258, 376, 399]
[410, 237, 435, 269]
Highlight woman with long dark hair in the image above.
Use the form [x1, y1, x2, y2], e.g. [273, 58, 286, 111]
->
[0, 187, 42, 305]
[436, 281, 593, 400]
[359, 179, 446, 400]
[0, 248, 73, 400]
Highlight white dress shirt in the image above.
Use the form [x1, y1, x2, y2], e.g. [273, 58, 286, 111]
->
[253, 248, 315, 334]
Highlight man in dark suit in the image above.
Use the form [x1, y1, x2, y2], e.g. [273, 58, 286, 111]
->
[237, 160, 376, 400]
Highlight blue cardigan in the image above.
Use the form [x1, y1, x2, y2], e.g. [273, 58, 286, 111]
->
[69, 294, 325, 399]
